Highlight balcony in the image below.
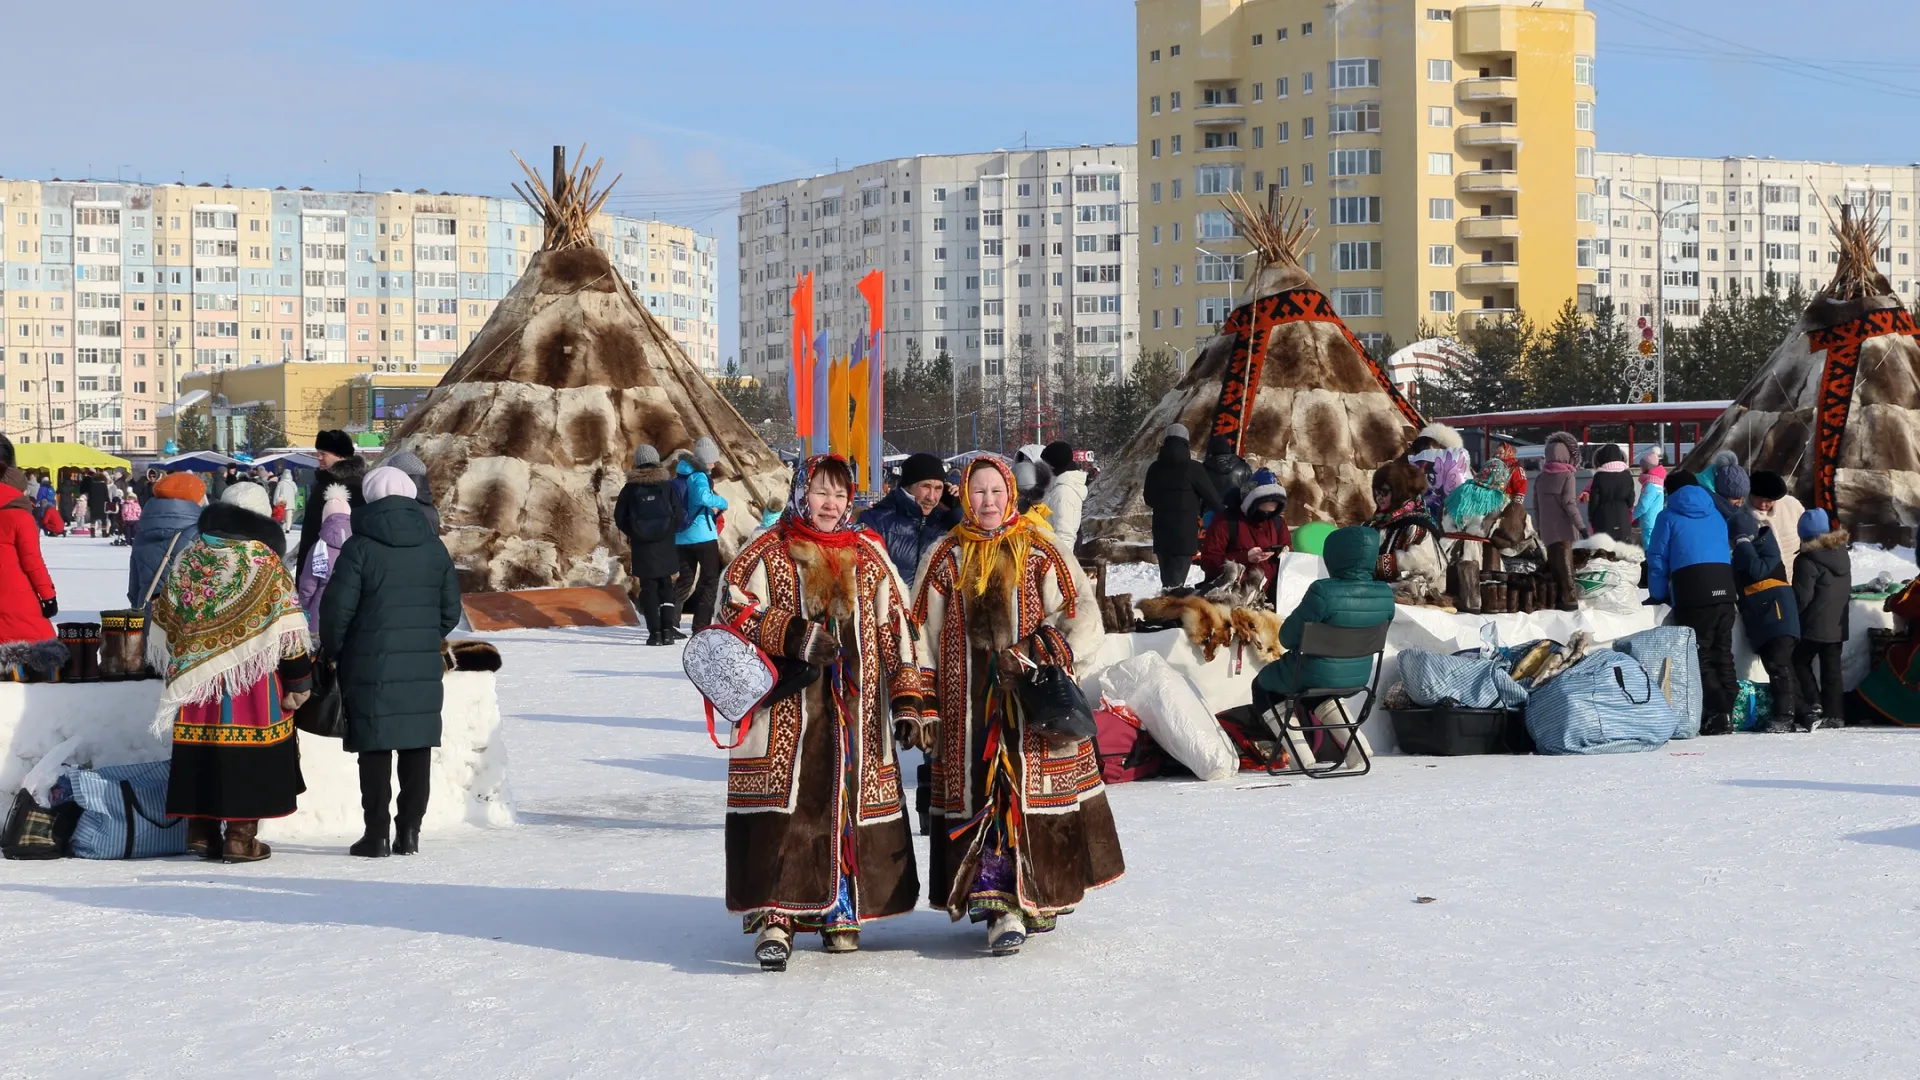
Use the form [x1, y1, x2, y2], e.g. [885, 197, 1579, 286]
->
[1457, 122, 1523, 149]
[1456, 77, 1519, 104]
[1457, 215, 1521, 241]
[1456, 170, 1521, 196]
[1458, 262, 1521, 287]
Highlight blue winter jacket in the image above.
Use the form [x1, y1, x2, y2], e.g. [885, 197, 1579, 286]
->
[1646, 485, 1736, 608]
[859, 485, 961, 584]
[672, 460, 727, 546]
[127, 497, 202, 608]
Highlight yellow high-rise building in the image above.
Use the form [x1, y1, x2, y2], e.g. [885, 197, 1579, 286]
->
[1136, 0, 1596, 358]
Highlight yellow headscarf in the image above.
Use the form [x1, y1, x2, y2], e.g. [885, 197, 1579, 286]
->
[952, 457, 1051, 600]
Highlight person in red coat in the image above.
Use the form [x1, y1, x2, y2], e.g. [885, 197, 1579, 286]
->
[1199, 473, 1290, 603]
[0, 437, 64, 679]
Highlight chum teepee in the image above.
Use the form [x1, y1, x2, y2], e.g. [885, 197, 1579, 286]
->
[1082, 191, 1424, 559]
[391, 147, 789, 592]
[1682, 203, 1920, 545]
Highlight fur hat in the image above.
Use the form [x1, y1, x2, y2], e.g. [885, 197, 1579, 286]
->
[691, 436, 722, 470]
[153, 471, 205, 504]
[1041, 441, 1077, 474]
[1166, 423, 1189, 441]
[899, 452, 944, 488]
[219, 480, 273, 519]
[633, 444, 661, 468]
[1798, 507, 1831, 540]
[1415, 422, 1464, 450]
[1750, 470, 1787, 501]
[362, 466, 418, 503]
[315, 429, 356, 460]
[1717, 464, 1751, 501]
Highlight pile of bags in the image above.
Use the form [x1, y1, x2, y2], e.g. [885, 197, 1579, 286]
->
[1394, 625, 1702, 755]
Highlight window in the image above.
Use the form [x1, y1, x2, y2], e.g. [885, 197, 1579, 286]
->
[1429, 290, 1454, 313]
[1427, 153, 1452, 175]
[1574, 101, 1593, 131]
[1428, 59, 1453, 82]
[1202, 130, 1239, 149]
[1331, 196, 1381, 225]
[1198, 211, 1236, 239]
[1428, 198, 1454, 221]
[1330, 149, 1383, 176]
[1198, 164, 1244, 193]
[1334, 241, 1381, 271]
[1428, 106, 1452, 127]
[1328, 102, 1374, 133]
[1331, 287, 1382, 318]
[1429, 245, 1454, 267]
[1331, 59, 1380, 88]
[1574, 55, 1593, 86]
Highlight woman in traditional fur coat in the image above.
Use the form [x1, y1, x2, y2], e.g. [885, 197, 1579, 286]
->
[914, 457, 1120, 956]
[719, 455, 926, 971]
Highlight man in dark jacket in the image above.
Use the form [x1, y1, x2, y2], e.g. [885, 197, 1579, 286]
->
[1791, 508, 1850, 730]
[614, 445, 684, 646]
[859, 451, 960, 584]
[1647, 472, 1739, 733]
[320, 466, 462, 858]
[1201, 435, 1252, 520]
[1732, 508, 1799, 734]
[128, 471, 206, 608]
[1143, 424, 1223, 589]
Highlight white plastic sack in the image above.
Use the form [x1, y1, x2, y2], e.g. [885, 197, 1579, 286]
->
[1096, 652, 1237, 782]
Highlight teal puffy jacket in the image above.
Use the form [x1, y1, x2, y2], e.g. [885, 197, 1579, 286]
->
[1255, 525, 1396, 696]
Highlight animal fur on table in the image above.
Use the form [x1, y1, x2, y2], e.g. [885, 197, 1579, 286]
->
[1136, 594, 1282, 664]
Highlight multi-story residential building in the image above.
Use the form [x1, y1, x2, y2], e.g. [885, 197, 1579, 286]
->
[0, 178, 720, 453]
[1136, 0, 1597, 356]
[1593, 154, 1920, 326]
[736, 147, 1139, 384]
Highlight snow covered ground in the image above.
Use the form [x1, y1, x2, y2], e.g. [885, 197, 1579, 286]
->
[5, 540, 1920, 1078]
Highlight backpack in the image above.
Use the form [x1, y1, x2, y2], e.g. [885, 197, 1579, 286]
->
[671, 474, 709, 533]
[626, 483, 678, 544]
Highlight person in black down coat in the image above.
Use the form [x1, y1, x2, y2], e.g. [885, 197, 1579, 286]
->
[614, 445, 685, 646]
[1143, 424, 1223, 589]
[1582, 443, 1637, 541]
[858, 451, 961, 585]
[321, 466, 461, 859]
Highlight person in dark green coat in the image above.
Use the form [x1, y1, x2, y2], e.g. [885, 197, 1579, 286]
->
[1253, 525, 1396, 709]
[320, 466, 461, 859]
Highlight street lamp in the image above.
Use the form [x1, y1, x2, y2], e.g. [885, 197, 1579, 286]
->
[1615, 190, 1698, 405]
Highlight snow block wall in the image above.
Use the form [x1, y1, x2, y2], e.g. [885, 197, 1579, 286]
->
[0, 672, 515, 842]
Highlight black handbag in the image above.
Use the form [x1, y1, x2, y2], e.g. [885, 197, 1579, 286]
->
[1016, 665, 1098, 741]
[294, 658, 347, 739]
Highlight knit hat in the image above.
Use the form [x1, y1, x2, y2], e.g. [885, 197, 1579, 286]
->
[1717, 464, 1751, 501]
[899, 452, 945, 488]
[1749, 470, 1788, 501]
[220, 480, 273, 519]
[362, 466, 418, 503]
[153, 471, 206, 504]
[633, 444, 661, 468]
[691, 436, 722, 470]
[315, 429, 355, 460]
[1041, 441, 1077, 474]
[1166, 423, 1189, 441]
[1798, 507, 1831, 541]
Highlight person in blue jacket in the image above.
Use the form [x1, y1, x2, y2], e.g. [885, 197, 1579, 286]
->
[1731, 508, 1800, 734]
[858, 452, 961, 584]
[1647, 471, 1739, 734]
[674, 437, 729, 633]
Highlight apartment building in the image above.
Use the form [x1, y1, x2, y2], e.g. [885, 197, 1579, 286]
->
[1136, 0, 1597, 354]
[1593, 154, 1920, 326]
[736, 147, 1139, 384]
[0, 178, 719, 453]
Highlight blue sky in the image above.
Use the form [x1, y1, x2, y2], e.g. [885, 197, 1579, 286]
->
[4, 0, 1919, 363]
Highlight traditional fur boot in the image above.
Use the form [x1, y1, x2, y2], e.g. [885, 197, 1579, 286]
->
[988, 912, 1026, 957]
[186, 818, 221, 859]
[221, 820, 270, 863]
[755, 925, 792, 972]
[822, 930, 859, 954]
[1548, 541, 1580, 611]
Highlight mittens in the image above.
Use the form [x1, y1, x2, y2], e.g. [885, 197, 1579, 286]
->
[39, 596, 57, 618]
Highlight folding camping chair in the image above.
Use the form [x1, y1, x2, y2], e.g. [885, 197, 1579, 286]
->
[1255, 620, 1390, 779]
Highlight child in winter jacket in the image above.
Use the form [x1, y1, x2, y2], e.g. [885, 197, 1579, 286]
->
[1647, 472, 1739, 733]
[1730, 509, 1800, 734]
[1791, 509, 1850, 730]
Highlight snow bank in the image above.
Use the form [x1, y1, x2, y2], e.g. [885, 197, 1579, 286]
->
[0, 673, 515, 842]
